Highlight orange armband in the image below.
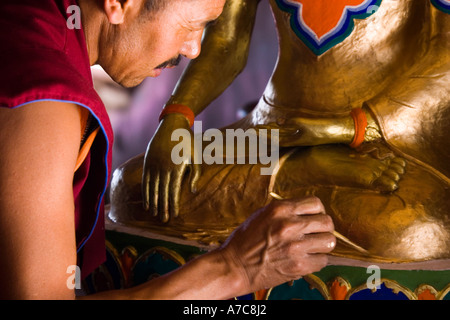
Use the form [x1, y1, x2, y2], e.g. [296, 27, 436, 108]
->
[159, 104, 195, 127]
[349, 108, 368, 149]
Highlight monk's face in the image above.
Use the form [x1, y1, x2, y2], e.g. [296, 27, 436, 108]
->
[98, 0, 225, 87]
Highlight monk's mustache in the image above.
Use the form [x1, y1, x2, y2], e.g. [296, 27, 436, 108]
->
[156, 55, 182, 69]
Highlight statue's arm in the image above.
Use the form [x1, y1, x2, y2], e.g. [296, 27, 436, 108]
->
[166, 0, 262, 115]
[142, 0, 261, 222]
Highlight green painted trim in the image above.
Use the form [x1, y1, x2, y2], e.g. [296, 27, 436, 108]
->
[315, 265, 450, 291]
[106, 230, 450, 293]
[105, 230, 206, 262]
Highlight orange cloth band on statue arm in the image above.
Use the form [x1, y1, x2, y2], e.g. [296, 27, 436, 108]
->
[349, 108, 368, 149]
[159, 104, 195, 127]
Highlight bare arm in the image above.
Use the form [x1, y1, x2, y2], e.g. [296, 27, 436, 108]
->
[0, 101, 81, 299]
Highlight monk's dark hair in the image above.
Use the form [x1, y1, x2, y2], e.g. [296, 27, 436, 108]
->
[143, 0, 168, 14]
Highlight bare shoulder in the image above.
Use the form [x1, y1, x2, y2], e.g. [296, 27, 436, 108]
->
[0, 100, 82, 163]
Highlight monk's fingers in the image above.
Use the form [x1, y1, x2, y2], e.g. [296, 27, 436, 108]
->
[294, 232, 337, 254]
[271, 196, 327, 218]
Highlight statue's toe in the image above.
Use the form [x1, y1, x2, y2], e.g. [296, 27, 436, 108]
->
[372, 156, 407, 193]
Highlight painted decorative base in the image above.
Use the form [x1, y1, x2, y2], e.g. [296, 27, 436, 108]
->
[82, 222, 450, 300]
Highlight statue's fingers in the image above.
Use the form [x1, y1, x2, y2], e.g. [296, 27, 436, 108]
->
[159, 172, 170, 223]
[170, 169, 184, 219]
[189, 163, 202, 194]
[141, 166, 151, 211]
[149, 171, 160, 218]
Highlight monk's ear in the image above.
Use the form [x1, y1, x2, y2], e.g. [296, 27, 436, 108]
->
[103, 0, 138, 24]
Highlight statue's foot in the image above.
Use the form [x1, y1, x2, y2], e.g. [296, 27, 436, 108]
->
[279, 144, 406, 193]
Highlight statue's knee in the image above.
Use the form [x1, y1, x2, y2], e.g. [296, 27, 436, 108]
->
[383, 219, 450, 260]
[109, 154, 145, 220]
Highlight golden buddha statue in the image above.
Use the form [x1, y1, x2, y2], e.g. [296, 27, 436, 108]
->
[108, 0, 450, 264]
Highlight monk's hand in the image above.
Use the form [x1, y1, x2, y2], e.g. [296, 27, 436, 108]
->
[142, 113, 201, 223]
[218, 197, 336, 293]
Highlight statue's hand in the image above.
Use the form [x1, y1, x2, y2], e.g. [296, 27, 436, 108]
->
[256, 116, 355, 147]
[142, 114, 201, 223]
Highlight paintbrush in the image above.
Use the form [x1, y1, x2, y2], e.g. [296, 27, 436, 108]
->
[269, 192, 370, 255]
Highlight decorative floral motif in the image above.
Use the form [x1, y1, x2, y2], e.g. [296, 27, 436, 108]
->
[329, 277, 351, 300]
[275, 0, 382, 55]
[304, 276, 450, 300]
[416, 285, 438, 300]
